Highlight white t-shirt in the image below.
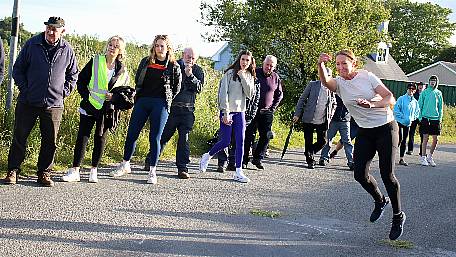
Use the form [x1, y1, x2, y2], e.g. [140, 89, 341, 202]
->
[335, 70, 394, 128]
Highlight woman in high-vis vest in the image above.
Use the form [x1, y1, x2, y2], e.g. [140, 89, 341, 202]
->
[110, 34, 181, 184]
[62, 35, 130, 183]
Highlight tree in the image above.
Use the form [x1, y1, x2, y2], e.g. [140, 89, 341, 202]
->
[200, 0, 389, 114]
[0, 16, 34, 46]
[385, 0, 456, 74]
[435, 46, 456, 63]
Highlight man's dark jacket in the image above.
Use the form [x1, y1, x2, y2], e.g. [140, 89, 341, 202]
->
[13, 32, 78, 108]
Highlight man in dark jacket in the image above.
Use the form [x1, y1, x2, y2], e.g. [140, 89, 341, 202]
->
[3, 17, 78, 187]
[243, 55, 283, 169]
[0, 35, 4, 85]
[148, 47, 204, 179]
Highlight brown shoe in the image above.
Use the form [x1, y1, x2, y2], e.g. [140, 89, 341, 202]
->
[37, 171, 55, 187]
[177, 169, 190, 179]
[3, 169, 19, 185]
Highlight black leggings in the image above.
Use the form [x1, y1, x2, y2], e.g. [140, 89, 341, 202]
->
[73, 113, 109, 167]
[398, 123, 409, 157]
[353, 121, 401, 214]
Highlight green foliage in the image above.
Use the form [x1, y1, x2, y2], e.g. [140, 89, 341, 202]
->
[441, 105, 456, 143]
[200, 0, 389, 116]
[0, 16, 34, 46]
[379, 239, 414, 249]
[435, 46, 456, 63]
[249, 209, 282, 218]
[385, 0, 456, 74]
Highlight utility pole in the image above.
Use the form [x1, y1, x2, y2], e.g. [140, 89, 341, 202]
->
[6, 0, 21, 110]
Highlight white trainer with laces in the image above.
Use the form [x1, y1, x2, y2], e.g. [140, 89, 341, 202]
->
[427, 154, 436, 167]
[110, 161, 131, 177]
[233, 168, 250, 183]
[147, 167, 157, 184]
[419, 155, 429, 166]
[61, 167, 80, 182]
[199, 153, 211, 172]
[89, 167, 98, 183]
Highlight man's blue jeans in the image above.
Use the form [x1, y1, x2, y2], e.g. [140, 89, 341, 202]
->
[320, 120, 353, 163]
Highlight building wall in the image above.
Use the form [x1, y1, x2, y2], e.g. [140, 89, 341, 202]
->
[408, 65, 456, 85]
[213, 47, 233, 71]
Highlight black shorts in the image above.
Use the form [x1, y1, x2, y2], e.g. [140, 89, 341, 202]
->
[419, 118, 441, 135]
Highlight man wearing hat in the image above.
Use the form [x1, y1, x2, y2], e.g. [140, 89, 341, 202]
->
[418, 75, 443, 167]
[2, 16, 78, 187]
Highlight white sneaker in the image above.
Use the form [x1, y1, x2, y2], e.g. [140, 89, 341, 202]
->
[147, 167, 157, 184]
[61, 167, 80, 182]
[89, 167, 98, 183]
[427, 155, 436, 167]
[419, 155, 429, 166]
[199, 153, 211, 172]
[233, 168, 250, 183]
[110, 161, 131, 177]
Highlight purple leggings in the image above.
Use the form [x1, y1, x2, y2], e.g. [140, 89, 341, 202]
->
[209, 112, 246, 168]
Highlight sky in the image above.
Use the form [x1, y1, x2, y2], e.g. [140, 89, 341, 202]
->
[0, 0, 226, 57]
[0, 0, 455, 58]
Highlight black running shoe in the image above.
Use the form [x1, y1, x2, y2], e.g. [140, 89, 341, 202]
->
[399, 159, 408, 166]
[370, 196, 390, 222]
[389, 211, 406, 240]
[251, 159, 264, 170]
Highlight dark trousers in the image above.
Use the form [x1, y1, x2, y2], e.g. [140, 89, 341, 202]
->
[217, 129, 236, 167]
[407, 119, 423, 154]
[124, 97, 168, 166]
[159, 109, 195, 169]
[397, 122, 409, 158]
[302, 122, 327, 164]
[8, 102, 63, 172]
[353, 121, 401, 214]
[72, 113, 109, 167]
[244, 110, 273, 163]
[209, 112, 245, 168]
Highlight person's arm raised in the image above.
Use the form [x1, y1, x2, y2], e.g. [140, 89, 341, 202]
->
[317, 53, 337, 92]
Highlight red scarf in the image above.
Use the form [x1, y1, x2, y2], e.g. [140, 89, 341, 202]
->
[147, 63, 166, 70]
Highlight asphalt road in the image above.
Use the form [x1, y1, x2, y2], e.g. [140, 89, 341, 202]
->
[0, 144, 455, 257]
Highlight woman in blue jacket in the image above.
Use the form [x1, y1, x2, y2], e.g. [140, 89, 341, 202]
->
[393, 83, 420, 166]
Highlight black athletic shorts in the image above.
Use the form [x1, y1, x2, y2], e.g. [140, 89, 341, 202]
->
[419, 117, 441, 135]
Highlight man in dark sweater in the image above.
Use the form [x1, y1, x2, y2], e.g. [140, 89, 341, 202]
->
[3, 17, 78, 187]
[146, 47, 204, 179]
[243, 55, 283, 169]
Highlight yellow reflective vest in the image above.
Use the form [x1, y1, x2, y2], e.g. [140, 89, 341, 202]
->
[88, 55, 109, 110]
[88, 55, 129, 110]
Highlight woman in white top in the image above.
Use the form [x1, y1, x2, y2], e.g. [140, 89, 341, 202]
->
[317, 49, 405, 241]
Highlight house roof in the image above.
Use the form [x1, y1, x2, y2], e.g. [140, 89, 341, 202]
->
[211, 42, 229, 62]
[407, 61, 456, 85]
[362, 53, 409, 81]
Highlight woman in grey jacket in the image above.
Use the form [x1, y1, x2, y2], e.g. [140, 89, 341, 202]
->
[199, 50, 256, 183]
[293, 68, 336, 168]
